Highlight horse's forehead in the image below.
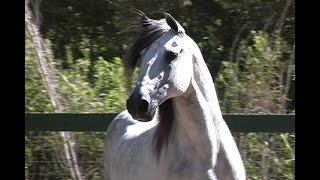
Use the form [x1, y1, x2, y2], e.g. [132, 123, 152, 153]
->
[164, 37, 181, 49]
[143, 32, 182, 57]
[153, 35, 182, 52]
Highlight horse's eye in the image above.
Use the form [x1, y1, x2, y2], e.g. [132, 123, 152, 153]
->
[166, 51, 178, 62]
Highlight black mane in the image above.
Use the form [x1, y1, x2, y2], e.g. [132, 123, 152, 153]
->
[123, 10, 170, 76]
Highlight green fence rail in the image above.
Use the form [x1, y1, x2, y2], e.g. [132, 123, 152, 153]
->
[25, 113, 295, 133]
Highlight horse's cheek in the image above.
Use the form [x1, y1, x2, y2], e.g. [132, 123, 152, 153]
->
[170, 66, 192, 94]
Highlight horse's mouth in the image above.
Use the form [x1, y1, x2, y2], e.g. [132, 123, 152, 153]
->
[129, 107, 156, 122]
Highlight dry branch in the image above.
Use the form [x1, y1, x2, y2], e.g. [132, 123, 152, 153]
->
[25, 1, 83, 179]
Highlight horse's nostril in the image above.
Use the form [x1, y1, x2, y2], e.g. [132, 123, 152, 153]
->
[138, 99, 149, 113]
[126, 98, 133, 114]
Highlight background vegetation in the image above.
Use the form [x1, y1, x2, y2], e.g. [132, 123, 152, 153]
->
[25, 0, 295, 179]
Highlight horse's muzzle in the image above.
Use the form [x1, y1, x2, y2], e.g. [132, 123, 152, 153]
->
[126, 94, 155, 122]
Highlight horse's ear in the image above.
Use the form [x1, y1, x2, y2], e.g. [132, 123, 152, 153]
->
[141, 14, 149, 27]
[164, 12, 178, 32]
[131, 9, 149, 27]
[164, 12, 185, 35]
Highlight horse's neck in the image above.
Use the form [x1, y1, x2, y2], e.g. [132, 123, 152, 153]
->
[190, 41, 223, 121]
[171, 81, 219, 170]
[177, 36, 246, 179]
[170, 44, 224, 168]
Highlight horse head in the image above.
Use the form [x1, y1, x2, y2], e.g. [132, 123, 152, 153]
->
[125, 12, 193, 122]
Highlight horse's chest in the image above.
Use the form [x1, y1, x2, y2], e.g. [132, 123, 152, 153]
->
[107, 118, 210, 180]
[109, 132, 196, 179]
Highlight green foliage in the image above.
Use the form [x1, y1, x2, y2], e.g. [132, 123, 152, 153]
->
[56, 41, 127, 112]
[217, 31, 290, 113]
[93, 57, 127, 112]
[26, 35, 128, 178]
[25, 132, 71, 179]
[217, 30, 294, 179]
[25, 31, 54, 113]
